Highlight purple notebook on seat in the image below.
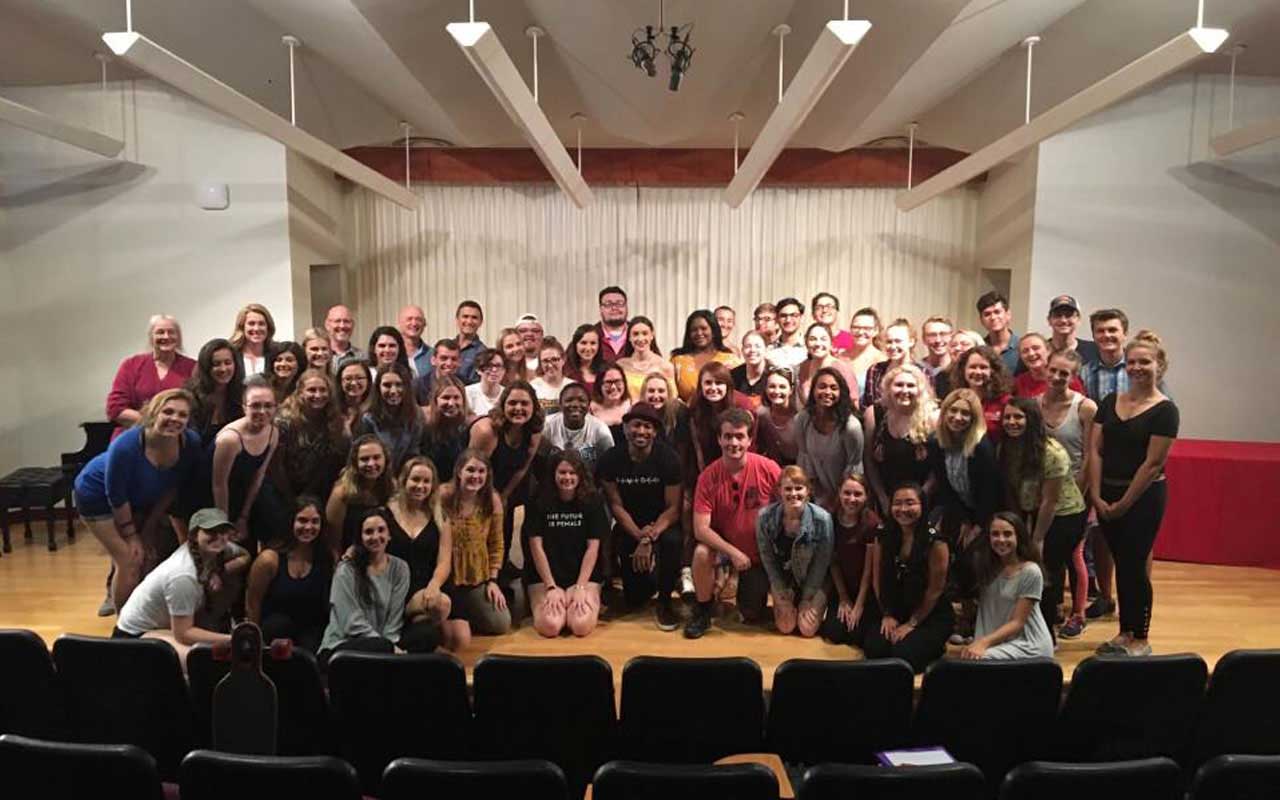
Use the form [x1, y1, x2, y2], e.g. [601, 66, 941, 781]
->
[875, 746, 956, 767]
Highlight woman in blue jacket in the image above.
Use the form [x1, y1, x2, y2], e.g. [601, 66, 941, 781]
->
[756, 466, 833, 638]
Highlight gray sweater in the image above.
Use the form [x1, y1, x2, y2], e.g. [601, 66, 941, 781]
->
[793, 409, 865, 507]
[320, 556, 409, 653]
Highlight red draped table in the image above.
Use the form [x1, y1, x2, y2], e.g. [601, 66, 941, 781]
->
[1156, 439, 1280, 569]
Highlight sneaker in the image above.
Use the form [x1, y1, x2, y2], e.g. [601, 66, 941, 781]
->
[683, 605, 712, 639]
[655, 600, 680, 632]
[679, 567, 695, 600]
[1124, 642, 1152, 657]
[96, 595, 116, 617]
[1085, 596, 1116, 620]
[947, 632, 973, 646]
[1059, 617, 1087, 639]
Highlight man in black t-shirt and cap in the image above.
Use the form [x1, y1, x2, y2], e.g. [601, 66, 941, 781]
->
[596, 402, 683, 630]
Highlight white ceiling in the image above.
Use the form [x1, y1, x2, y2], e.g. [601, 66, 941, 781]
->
[2, 0, 1278, 154]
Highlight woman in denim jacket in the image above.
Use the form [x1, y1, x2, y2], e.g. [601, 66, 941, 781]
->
[756, 466, 834, 637]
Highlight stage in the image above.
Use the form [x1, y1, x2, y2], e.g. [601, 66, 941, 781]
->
[3, 528, 1278, 687]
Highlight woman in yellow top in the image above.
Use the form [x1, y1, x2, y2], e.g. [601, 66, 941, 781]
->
[435, 447, 508, 641]
[616, 315, 675, 400]
[998, 397, 1087, 646]
[668, 309, 740, 404]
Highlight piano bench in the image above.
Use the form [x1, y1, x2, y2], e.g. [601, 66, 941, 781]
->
[0, 467, 74, 554]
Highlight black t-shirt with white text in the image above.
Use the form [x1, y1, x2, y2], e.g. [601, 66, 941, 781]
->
[595, 441, 683, 528]
[523, 495, 608, 587]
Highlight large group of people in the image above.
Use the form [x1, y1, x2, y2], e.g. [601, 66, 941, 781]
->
[76, 286, 1177, 673]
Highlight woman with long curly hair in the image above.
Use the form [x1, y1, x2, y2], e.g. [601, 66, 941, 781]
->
[999, 396, 1087, 646]
[794, 367, 864, 509]
[946, 345, 1013, 441]
[325, 434, 395, 555]
[863, 363, 938, 512]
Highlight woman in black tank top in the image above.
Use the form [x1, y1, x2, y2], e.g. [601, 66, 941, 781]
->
[245, 496, 333, 653]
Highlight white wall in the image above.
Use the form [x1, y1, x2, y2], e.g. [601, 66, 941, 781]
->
[0, 79, 294, 473]
[1032, 74, 1280, 441]
[286, 150, 349, 334]
[975, 151, 1039, 333]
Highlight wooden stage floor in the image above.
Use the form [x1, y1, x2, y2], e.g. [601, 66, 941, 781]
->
[3, 527, 1277, 687]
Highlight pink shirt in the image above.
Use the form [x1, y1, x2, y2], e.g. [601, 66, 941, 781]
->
[107, 352, 197, 437]
[831, 329, 854, 353]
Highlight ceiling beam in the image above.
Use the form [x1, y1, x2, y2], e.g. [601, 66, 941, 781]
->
[897, 26, 1228, 212]
[1211, 117, 1280, 157]
[446, 22, 593, 208]
[723, 20, 871, 208]
[0, 95, 123, 157]
[103, 31, 418, 210]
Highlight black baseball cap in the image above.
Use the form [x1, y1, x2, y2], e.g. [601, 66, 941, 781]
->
[1048, 294, 1080, 314]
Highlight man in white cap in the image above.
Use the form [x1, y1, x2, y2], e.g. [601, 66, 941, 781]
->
[516, 313, 545, 374]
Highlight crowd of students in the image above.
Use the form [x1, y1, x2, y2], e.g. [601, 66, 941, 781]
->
[76, 286, 1177, 673]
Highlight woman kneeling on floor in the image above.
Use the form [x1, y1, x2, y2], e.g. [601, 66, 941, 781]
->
[525, 451, 606, 637]
[113, 507, 250, 668]
[756, 466, 833, 637]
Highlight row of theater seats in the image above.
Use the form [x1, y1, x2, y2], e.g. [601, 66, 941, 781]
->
[2, 629, 1278, 797]
[1, 735, 1277, 800]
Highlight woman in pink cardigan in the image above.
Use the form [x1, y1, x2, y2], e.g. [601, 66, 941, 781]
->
[107, 315, 197, 439]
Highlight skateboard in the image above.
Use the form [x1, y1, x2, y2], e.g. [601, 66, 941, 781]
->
[212, 621, 279, 755]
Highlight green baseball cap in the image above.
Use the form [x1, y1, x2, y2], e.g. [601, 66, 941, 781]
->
[188, 507, 236, 533]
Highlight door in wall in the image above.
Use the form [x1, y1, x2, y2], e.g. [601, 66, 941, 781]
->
[309, 264, 342, 328]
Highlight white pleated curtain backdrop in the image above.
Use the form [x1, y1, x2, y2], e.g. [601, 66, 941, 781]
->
[348, 183, 979, 350]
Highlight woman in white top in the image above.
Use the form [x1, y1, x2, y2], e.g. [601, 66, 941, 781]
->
[229, 303, 276, 376]
[961, 511, 1054, 660]
[466, 347, 507, 420]
[113, 507, 250, 667]
[542, 383, 615, 472]
[529, 337, 576, 414]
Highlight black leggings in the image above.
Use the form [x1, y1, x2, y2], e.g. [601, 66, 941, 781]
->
[1041, 510, 1088, 637]
[862, 607, 954, 674]
[616, 524, 682, 607]
[819, 592, 880, 648]
[1100, 481, 1167, 640]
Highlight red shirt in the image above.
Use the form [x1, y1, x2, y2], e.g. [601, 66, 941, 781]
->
[693, 452, 781, 566]
[1014, 371, 1085, 399]
[983, 393, 1012, 443]
[107, 352, 197, 438]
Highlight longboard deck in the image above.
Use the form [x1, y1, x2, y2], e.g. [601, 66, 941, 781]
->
[212, 622, 278, 755]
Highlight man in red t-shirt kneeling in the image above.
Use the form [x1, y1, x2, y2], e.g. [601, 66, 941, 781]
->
[685, 408, 782, 639]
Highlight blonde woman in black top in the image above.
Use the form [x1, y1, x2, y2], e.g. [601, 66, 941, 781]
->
[1088, 331, 1178, 657]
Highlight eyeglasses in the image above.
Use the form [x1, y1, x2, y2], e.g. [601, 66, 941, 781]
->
[246, 402, 276, 412]
[481, 362, 504, 371]
[814, 302, 838, 311]
[600, 300, 627, 309]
